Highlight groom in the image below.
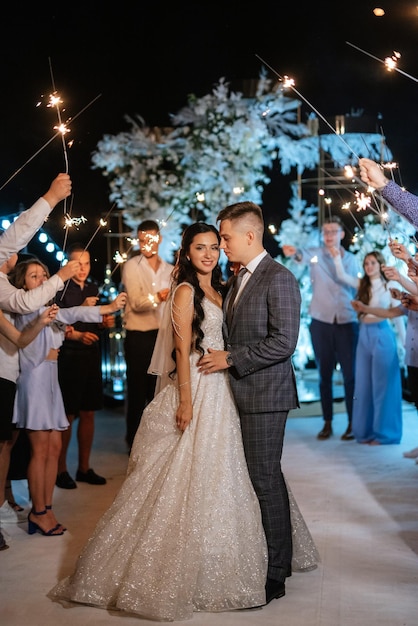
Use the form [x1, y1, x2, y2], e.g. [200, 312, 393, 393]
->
[198, 201, 301, 604]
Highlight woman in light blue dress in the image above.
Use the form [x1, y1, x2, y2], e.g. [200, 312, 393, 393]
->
[11, 258, 126, 536]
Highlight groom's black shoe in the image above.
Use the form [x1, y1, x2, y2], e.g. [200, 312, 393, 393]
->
[265, 577, 286, 604]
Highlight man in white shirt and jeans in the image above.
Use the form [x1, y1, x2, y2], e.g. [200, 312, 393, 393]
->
[122, 220, 173, 451]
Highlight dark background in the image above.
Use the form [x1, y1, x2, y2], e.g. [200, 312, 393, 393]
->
[1, 2, 417, 282]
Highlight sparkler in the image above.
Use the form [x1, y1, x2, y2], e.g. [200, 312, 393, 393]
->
[59, 204, 116, 301]
[64, 214, 88, 229]
[96, 248, 131, 299]
[113, 250, 128, 265]
[63, 209, 88, 255]
[317, 165, 400, 252]
[97, 229, 163, 298]
[341, 201, 364, 232]
[62, 195, 74, 256]
[256, 54, 408, 259]
[346, 42, 418, 84]
[83, 204, 116, 253]
[0, 94, 101, 192]
[410, 235, 418, 249]
[102, 246, 132, 284]
[354, 191, 372, 212]
[48, 58, 69, 176]
[255, 54, 360, 160]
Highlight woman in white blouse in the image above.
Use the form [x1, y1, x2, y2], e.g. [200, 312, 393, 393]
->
[331, 249, 403, 445]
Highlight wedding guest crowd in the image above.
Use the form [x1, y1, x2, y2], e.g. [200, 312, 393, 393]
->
[2, 154, 418, 622]
[10, 258, 126, 536]
[0, 173, 75, 549]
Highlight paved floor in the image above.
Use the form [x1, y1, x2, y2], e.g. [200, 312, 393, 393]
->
[2, 392, 418, 625]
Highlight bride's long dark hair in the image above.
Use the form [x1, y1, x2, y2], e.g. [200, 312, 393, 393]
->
[171, 222, 226, 357]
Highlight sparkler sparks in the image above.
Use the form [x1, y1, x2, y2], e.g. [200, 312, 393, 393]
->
[344, 165, 355, 179]
[100, 225, 166, 296]
[346, 42, 418, 84]
[137, 232, 160, 255]
[83, 214, 112, 253]
[282, 76, 295, 90]
[255, 53, 360, 160]
[384, 51, 401, 72]
[114, 251, 128, 265]
[0, 93, 101, 192]
[354, 191, 372, 212]
[64, 214, 87, 229]
[341, 201, 365, 232]
[59, 205, 116, 302]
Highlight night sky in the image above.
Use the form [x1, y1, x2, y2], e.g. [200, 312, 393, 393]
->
[1, 2, 417, 278]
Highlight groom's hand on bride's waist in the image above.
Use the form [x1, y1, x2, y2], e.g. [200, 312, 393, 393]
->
[197, 348, 229, 374]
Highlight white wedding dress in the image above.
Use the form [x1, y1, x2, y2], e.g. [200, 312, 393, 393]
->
[49, 293, 318, 621]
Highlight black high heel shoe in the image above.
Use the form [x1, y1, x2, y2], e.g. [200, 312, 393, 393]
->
[27, 509, 64, 536]
[45, 505, 67, 532]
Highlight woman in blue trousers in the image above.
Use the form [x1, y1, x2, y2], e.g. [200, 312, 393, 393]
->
[332, 249, 403, 444]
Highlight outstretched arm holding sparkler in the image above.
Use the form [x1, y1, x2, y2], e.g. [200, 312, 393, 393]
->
[42, 173, 72, 210]
[97, 291, 127, 316]
[359, 158, 418, 229]
[0, 172, 72, 268]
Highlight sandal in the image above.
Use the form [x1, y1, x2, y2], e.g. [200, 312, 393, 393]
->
[8, 501, 24, 513]
[46, 505, 67, 532]
[27, 509, 64, 536]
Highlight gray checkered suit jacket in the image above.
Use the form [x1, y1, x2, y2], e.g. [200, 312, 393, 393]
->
[224, 254, 301, 414]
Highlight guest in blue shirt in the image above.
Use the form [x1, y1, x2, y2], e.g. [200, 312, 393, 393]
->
[282, 216, 360, 440]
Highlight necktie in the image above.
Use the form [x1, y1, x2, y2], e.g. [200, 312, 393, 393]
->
[226, 267, 247, 326]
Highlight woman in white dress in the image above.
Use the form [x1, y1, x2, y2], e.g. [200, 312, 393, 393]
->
[49, 223, 318, 621]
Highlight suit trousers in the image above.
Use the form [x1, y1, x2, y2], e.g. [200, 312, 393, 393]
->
[239, 409, 292, 582]
[124, 329, 158, 449]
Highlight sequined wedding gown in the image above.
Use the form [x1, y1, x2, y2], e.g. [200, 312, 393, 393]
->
[49, 297, 318, 621]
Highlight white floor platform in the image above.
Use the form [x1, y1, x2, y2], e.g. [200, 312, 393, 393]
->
[2, 395, 418, 625]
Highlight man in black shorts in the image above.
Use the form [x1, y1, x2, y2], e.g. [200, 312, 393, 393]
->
[56, 243, 110, 489]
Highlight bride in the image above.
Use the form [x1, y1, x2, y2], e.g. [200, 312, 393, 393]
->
[49, 222, 318, 622]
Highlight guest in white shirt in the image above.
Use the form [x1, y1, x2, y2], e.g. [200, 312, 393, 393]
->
[121, 220, 173, 450]
[0, 173, 78, 531]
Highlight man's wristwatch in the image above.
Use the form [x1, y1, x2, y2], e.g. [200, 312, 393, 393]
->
[226, 352, 234, 367]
